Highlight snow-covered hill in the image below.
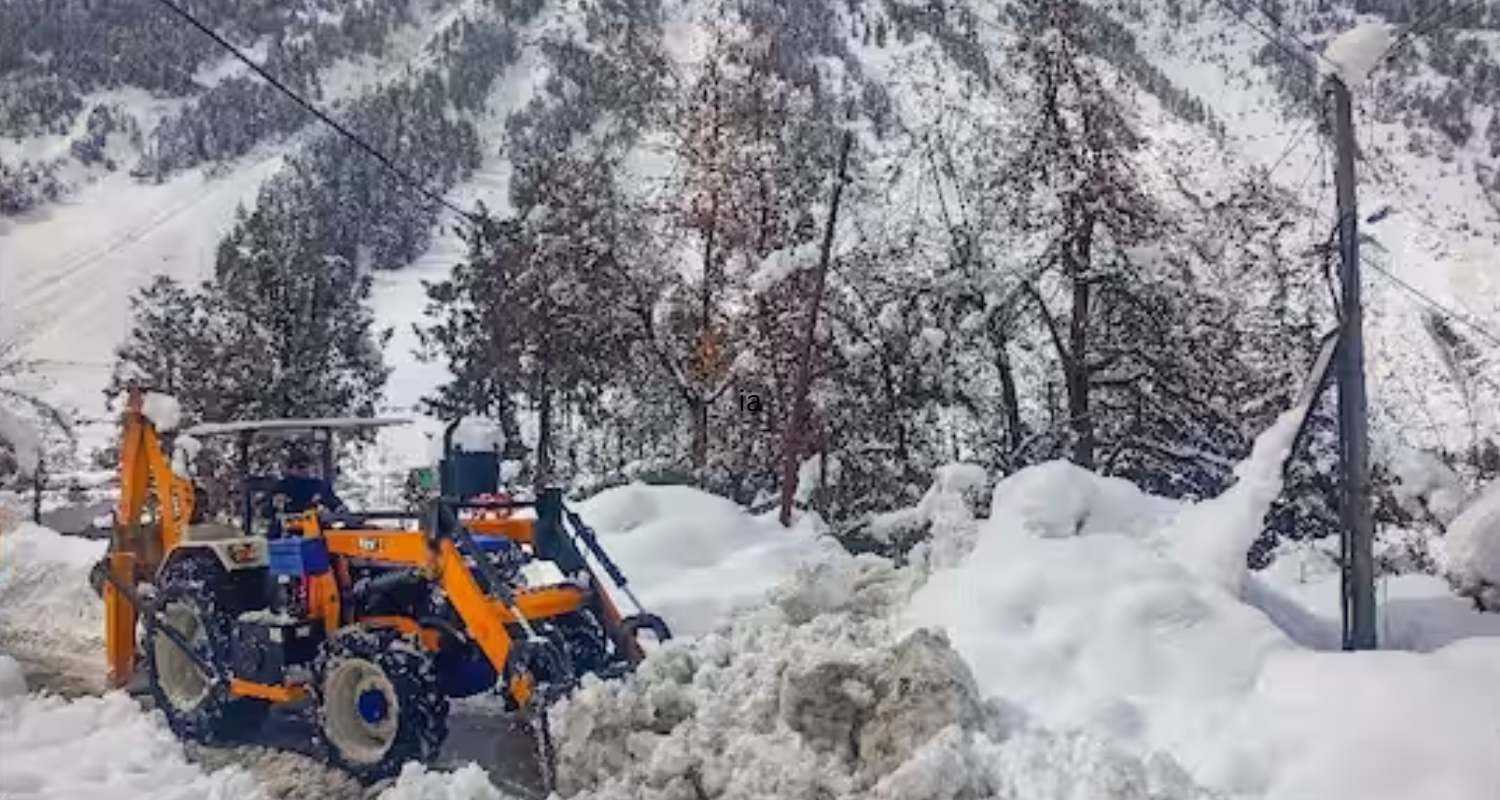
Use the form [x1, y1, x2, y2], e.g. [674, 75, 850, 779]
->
[1104, 1, 1500, 458]
[0, 1, 1489, 467]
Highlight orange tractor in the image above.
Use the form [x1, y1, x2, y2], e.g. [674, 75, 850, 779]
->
[97, 389, 668, 785]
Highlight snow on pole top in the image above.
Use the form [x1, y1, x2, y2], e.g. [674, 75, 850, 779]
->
[141, 392, 182, 432]
[451, 416, 506, 453]
[1321, 21, 1396, 86]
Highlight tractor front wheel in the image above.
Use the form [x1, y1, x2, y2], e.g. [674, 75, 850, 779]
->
[315, 629, 449, 782]
[144, 566, 269, 742]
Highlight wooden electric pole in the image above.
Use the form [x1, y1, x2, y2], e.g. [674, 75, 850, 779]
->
[1329, 75, 1378, 650]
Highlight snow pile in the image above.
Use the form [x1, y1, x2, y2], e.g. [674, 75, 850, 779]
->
[573, 484, 828, 636]
[450, 417, 507, 454]
[1165, 407, 1302, 594]
[0, 689, 265, 800]
[376, 763, 510, 800]
[904, 459, 1177, 571]
[1321, 22, 1395, 86]
[1442, 481, 1500, 608]
[142, 391, 183, 432]
[907, 416, 1500, 799]
[0, 523, 107, 650]
[866, 462, 991, 562]
[1386, 446, 1467, 524]
[0, 404, 43, 476]
[0, 654, 26, 698]
[548, 549, 1214, 800]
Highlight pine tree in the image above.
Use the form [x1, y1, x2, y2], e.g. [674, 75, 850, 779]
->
[111, 188, 391, 428]
[417, 154, 634, 486]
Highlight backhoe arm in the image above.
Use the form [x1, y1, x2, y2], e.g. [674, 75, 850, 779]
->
[106, 388, 194, 688]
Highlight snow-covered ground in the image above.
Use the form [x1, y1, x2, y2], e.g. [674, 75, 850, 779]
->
[0, 669, 265, 800]
[0, 483, 825, 799]
[4, 435, 1497, 799]
[907, 466, 1500, 799]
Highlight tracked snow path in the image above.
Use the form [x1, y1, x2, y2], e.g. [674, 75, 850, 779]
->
[1, 157, 286, 426]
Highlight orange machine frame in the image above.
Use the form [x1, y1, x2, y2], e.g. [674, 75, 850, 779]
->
[106, 398, 598, 709]
[106, 388, 196, 688]
[222, 514, 588, 704]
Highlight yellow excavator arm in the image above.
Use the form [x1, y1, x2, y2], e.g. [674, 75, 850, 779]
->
[105, 387, 195, 688]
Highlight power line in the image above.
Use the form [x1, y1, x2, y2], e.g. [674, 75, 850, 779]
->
[146, 0, 478, 226]
[1379, 0, 1487, 68]
[1205, 0, 1336, 76]
[1364, 259, 1500, 349]
[1265, 111, 1322, 179]
[1241, 0, 1343, 71]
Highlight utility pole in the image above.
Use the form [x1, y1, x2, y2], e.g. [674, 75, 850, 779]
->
[1329, 75, 1377, 651]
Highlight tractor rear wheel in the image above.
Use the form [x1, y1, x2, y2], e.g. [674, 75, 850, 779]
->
[315, 629, 449, 782]
[144, 561, 269, 742]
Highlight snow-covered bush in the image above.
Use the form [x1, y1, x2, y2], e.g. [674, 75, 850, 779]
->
[1442, 482, 1500, 610]
[0, 157, 67, 215]
[839, 463, 989, 562]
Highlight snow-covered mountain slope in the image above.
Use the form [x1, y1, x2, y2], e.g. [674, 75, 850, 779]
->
[2, 156, 285, 420]
[2, 0, 538, 455]
[1102, 1, 1500, 457]
[2, 0, 1495, 490]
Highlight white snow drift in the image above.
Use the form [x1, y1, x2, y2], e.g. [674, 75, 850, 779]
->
[1443, 480, 1500, 607]
[0, 522, 107, 651]
[907, 431, 1500, 799]
[3, 462, 1498, 800]
[0, 688, 264, 800]
[572, 483, 827, 637]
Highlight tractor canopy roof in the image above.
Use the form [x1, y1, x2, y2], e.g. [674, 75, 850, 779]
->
[181, 417, 412, 438]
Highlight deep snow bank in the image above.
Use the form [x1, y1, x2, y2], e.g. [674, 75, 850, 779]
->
[0, 522, 106, 651]
[908, 452, 1500, 799]
[573, 484, 828, 636]
[0, 688, 264, 800]
[548, 549, 1215, 800]
[1442, 480, 1500, 608]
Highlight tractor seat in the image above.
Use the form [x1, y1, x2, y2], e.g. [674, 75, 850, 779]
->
[183, 522, 245, 542]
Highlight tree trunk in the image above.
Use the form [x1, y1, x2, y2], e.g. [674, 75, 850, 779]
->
[995, 333, 1023, 462]
[1066, 214, 1096, 469]
[690, 73, 724, 473]
[31, 457, 43, 524]
[690, 397, 708, 473]
[496, 393, 525, 460]
[779, 131, 853, 527]
[535, 373, 552, 494]
[1067, 275, 1093, 468]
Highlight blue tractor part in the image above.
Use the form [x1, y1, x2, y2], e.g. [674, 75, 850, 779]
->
[357, 688, 389, 724]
